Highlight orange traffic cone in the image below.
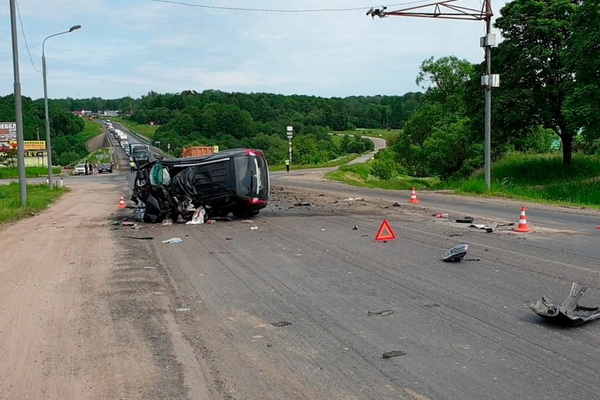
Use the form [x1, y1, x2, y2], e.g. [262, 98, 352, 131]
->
[514, 206, 531, 232]
[409, 187, 420, 204]
[118, 194, 126, 209]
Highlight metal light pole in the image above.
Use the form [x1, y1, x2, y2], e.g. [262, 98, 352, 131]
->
[43, 25, 81, 189]
[368, 0, 497, 189]
[9, 0, 27, 205]
[286, 126, 293, 169]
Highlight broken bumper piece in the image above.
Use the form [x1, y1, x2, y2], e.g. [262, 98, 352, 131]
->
[529, 282, 600, 326]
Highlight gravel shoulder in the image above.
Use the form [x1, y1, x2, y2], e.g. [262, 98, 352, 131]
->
[0, 181, 209, 399]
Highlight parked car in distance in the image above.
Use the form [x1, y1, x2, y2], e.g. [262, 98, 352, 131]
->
[73, 163, 86, 176]
[98, 163, 113, 173]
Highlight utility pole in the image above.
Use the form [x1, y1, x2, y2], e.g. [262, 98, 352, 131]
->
[367, 0, 499, 189]
[9, 0, 27, 205]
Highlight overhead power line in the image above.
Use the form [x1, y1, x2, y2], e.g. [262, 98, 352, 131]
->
[147, 0, 432, 13]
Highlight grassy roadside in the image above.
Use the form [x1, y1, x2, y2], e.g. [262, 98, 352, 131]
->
[326, 163, 438, 190]
[0, 167, 62, 179]
[326, 153, 600, 209]
[270, 154, 361, 172]
[0, 183, 69, 224]
[111, 118, 158, 139]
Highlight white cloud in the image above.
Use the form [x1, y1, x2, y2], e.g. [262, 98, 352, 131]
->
[1, 0, 510, 99]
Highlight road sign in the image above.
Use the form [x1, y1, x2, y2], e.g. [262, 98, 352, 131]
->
[375, 220, 396, 242]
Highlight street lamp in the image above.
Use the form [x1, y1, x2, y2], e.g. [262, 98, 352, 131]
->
[43, 24, 81, 189]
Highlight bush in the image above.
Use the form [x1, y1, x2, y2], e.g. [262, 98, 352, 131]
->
[370, 158, 398, 180]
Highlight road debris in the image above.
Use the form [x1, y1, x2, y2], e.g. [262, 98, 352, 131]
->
[162, 237, 183, 244]
[186, 207, 206, 225]
[529, 282, 600, 326]
[470, 223, 498, 233]
[123, 236, 154, 240]
[271, 321, 292, 327]
[368, 310, 394, 316]
[442, 243, 480, 262]
[382, 350, 406, 359]
[455, 217, 474, 224]
[176, 307, 191, 312]
[121, 221, 135, 227]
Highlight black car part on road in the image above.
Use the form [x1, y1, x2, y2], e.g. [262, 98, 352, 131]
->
[529, 282, 600, 326]
[132, 148, 269, 223]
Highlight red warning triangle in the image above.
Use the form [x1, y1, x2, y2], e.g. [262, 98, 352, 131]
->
[375, 219, 396, 242]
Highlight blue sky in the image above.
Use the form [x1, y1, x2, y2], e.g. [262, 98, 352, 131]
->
[1, 0, 509, 101]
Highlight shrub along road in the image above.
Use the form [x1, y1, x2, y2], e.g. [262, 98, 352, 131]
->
[1, 168, 599, 399]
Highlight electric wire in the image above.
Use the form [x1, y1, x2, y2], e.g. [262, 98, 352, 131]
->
[146, 0, 433, 12]
[15, 0, 42, 73]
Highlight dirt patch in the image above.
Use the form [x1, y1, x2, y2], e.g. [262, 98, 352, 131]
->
[0, 183, 204, 399]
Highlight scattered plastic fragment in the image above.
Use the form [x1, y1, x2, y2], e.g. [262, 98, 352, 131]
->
[162, 237, 183, 244]
[382, 350, 406, 359]
[529, 282, 600, 326]
[353, 225, 358, 230]
[435, 213, 449, 218]
[123, 236, 154, 240]
[121, 221, 135, 227]
[176, 308, 191, 312]
[455, 217, 474, 224]
[186, 207, 206, 225]
[368, 310, 394, 316]
[442, 243, 480, 262]
[470, 223, 498, 233]
[271, 321, 291, 327]
[250, 226, 258, 231]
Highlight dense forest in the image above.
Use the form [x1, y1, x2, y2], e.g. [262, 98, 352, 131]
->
[2, 0, 598, 179]
[0, 95, 85, 166]
[54, 91, 424, 165]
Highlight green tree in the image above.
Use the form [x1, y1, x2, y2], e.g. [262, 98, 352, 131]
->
[494, 0, 578, 165]
[564, 0, 600, 142]
[416, 56, 473, 105]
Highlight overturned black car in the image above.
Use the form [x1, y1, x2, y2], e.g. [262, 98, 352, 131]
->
[132, 148, 270, 223]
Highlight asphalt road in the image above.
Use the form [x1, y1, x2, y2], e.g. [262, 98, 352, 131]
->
[118, 173, 600, 399]
[4, 137, 600, 399]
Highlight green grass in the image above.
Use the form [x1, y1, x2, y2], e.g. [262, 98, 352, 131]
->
[451, 153, 600, 208]
[87, 148, 112, 163]
[78, 119, 104, 141]
[334, 128, 400, 142]
[111, 118, 158, 139]
[325, 152, 600, 208]
[326, 162, 439, 190]
[0, 167, 62, 179]
[270, 154, 361, 172]
[0, 183, 69, 224]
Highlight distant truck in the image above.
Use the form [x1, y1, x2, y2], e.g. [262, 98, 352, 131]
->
[130, 144, 151, 167]
[182, 146, 219, 158]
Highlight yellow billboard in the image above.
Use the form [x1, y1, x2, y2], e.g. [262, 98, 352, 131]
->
[8, 140, 46, 150]
[24, 141, 46, 150]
